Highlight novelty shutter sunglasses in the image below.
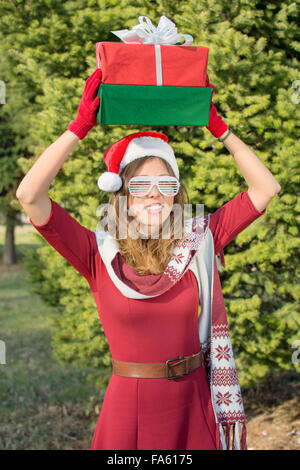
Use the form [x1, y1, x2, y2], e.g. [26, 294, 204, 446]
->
[128, 176, 180, 197]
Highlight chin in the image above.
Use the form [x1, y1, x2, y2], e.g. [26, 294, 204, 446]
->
[140, 215, 167, 226]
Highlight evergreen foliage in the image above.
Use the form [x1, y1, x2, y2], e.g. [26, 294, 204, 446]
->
[1, 0, 299, 388]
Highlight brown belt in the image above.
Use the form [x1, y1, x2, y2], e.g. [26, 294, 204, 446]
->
[112, 351, 204, 380]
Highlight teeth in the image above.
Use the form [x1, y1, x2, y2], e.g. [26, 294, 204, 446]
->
[147, 205, 162, 209]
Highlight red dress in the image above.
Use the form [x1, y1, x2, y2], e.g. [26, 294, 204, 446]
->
[29, 190, 265, 450]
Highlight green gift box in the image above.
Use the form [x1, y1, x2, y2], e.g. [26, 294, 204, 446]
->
[97, 84, 213, 126]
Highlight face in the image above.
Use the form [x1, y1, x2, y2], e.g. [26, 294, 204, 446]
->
[128, 158, 175, 236]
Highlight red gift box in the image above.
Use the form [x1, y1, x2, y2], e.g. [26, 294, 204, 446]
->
[96, 41, 209, 87]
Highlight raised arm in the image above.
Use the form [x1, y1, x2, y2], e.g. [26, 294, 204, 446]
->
[204, 75, 281, 267]
[16, 130, 80, 224]
[16, 69, 102, 288]
[220, 131, 281, 210]
[205, 74, 281, 210]
[16, 68, 102, 222]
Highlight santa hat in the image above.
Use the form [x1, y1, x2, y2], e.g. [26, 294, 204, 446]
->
[97, 131, 179, 192]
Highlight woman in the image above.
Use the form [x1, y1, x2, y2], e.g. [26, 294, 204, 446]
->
[16, 68, 281, 450]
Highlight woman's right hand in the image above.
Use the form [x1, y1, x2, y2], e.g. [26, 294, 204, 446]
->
[205, 73, 229, 139]
[67, 68, 102, 140]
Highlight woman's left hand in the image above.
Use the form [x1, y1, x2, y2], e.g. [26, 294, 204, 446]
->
[205, 74, 229, 139]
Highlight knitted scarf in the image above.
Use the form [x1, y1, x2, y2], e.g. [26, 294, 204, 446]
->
[94, 213, 248, 450]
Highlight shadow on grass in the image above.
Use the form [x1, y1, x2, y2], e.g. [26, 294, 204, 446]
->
[242, 369, 300, 419]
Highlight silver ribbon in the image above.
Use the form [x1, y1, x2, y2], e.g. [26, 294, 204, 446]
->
[110, 16, 193, 86]
[111, 15, 193, 45]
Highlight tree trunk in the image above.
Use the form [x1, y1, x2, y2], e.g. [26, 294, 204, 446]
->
[3, 209, 17, 265]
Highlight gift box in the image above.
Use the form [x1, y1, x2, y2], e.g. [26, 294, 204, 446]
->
[96, 16, 213, 126]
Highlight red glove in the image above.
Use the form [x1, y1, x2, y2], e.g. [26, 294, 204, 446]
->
[205, 75, 229, 139]
[67, 68, 102, 140]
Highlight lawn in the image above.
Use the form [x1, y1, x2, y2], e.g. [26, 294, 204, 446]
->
[0, 224, 101, 450]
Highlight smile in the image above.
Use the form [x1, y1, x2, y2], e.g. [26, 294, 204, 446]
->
[145, 204, 163, 213]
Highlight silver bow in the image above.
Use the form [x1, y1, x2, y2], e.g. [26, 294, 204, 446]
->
[111, 15, 193, 45]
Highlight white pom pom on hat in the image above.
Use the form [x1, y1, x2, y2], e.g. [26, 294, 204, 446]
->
[98, 171, 123, 192]
[97, 131, 179, 192]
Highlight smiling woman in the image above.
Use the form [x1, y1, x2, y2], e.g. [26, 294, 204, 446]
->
[15, 66, 281, 451]
[102, 153, 189, 275]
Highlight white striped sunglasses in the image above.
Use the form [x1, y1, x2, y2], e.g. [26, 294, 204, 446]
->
[128, 176, 180, 197]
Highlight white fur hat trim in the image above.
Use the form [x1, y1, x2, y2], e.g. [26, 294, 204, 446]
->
[120, 136, 179, 179]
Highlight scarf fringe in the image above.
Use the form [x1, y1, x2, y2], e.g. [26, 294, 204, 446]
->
[217, 422, 248, 450]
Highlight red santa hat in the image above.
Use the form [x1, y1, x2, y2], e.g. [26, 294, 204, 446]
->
[97, 131, 180, 192]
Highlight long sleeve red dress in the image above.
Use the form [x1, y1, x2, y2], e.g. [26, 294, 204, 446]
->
[29, 190, 266, 450]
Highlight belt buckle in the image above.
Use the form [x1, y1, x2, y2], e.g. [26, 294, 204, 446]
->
[166, 356, 187, 380]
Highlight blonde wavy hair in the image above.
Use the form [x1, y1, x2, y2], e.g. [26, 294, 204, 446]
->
[101, 156, 189, 275]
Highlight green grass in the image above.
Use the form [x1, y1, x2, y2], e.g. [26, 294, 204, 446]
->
[0, 224, 101, 450]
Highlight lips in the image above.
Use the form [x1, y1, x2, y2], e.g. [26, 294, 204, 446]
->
[145, 203, 163, 208]
[145, 204, 163, 215]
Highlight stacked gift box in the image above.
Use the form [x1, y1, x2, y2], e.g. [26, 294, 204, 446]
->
[95, 17, 213, 126]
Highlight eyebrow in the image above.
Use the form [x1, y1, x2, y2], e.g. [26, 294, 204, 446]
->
[136, 174, 170, 176]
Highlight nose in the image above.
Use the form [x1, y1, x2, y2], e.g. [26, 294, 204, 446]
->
[148, 183, 161, 197]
